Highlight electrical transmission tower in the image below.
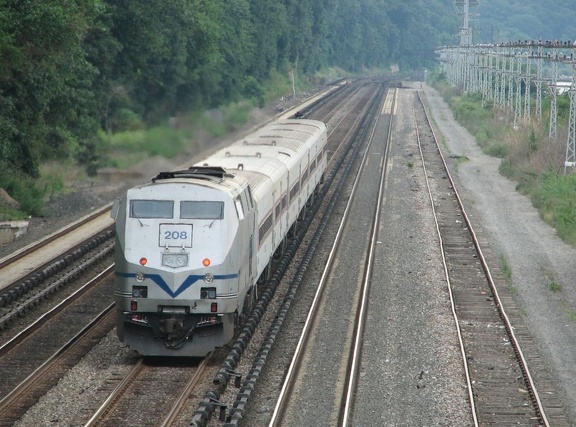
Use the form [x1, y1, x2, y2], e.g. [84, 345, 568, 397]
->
[453, 0, 479, 46]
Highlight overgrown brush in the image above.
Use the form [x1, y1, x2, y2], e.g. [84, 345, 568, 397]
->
[0, 169, 46, 219]
[429, 70, 576, 247]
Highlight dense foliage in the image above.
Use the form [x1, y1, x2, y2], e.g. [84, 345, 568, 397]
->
[0, 0, 457, 180]
[476, 0, 576, 43]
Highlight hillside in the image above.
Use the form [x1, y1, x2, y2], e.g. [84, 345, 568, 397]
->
[475, 0, 576, 42]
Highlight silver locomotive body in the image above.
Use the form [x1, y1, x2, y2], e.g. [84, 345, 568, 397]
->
[113, 168, 256, 356]
[113, 119, 327, 356]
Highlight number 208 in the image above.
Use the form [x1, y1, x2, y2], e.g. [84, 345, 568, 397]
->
[164, 231, 188, 240]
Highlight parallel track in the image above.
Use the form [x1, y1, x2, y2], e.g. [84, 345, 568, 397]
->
[189, 80, 388, 426]
[269, 88, 394, 427]
[84, 356, 211, 427]
[0, 266, 115, 426]
[415, 91, 566, 425]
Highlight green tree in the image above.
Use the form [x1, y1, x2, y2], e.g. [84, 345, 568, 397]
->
[0, 0, 103, 177]
[247, 0, 289, 81]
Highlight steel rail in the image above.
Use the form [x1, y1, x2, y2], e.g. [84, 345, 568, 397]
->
[0, 204, 112, 270]
[412, 103, 479, 426]
[0, 265, 115, 356]
[268, 87, 390, 427]
[340, 89, 396, 426]
[0, 300, 115, 416]
[83, 360, 145, 427]
[158, 356, 213, 427]
[417, 91, 550, 426]
[191, 81, 384, 427]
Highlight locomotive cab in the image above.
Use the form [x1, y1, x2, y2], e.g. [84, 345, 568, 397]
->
[112, 121, 327, 357]
[113, 167, 256, 356]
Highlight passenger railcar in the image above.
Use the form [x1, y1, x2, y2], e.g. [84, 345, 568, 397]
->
[112, 119, 327, 356]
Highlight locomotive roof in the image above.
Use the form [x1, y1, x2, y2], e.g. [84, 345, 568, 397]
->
[132, 165, 248, 198]
[199, 156, 286, 181]
[150, 166, 233, 182]
[203, 144, 298, 165]
[240, 119, 324, 149]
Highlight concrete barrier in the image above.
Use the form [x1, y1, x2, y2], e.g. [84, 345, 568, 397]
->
[0, 221, 29, 244]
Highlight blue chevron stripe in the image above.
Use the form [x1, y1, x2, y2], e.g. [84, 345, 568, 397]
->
[116, 272, 238, 298]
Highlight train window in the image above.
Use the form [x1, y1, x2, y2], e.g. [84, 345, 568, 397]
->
[130, 200, 173, 219]
[281, 194, 287, 210]
[310, 159, 316, 172]
[290, 182, 299, 202]
[247, 186, 254, 209]
[259, 213, 273, 244]
[180, 201, 224, 219]
[302, 167, 308, 182]
[235, 197, 245, 220]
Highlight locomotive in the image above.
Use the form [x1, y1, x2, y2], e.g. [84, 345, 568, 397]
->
[112, 119, 328, 356]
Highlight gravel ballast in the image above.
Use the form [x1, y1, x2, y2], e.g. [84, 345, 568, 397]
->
[2, 82, 576, 426]
[423, 83, 576, 424]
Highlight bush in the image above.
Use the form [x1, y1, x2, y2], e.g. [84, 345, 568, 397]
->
[0, 169, 46, 217]
[533, 173, 576, 239]
[144, 127, 186, 159]
[483, 142, 508, 158]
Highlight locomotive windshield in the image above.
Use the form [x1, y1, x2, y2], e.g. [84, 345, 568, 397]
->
[130, 200, 174, 218]
[180, 201, 224, 219]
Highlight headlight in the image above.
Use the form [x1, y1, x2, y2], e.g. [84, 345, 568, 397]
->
[201, 287, 217, 299]
[204, 273, 214, 283]
[132, 286, 148, 298]
[135, 272, 145, 282]
[162, 253, 189, 268]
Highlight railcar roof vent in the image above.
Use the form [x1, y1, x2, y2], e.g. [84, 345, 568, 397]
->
[151, 166, 233, 182]
[244, 137, 278, 146]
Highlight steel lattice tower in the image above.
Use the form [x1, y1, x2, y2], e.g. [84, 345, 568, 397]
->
[566, 61, 576, 173]
[524, 50, 532, 121]
[515, 54, 522, 125]
[549, 49, 558, 141]
[535, 43, 543, 121]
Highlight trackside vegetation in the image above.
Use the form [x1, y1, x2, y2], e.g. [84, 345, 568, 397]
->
[0, 0, 458, 220]
[428, 70, 576, 247]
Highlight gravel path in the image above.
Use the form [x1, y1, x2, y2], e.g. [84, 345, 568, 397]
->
[422, 83, 576, 424]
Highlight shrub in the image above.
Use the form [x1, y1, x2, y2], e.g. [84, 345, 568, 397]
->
[533, 173, 576, 245]
[144, 127, 186, 159]
[483, 142, 508, 158]
[0, 170, 46, 217]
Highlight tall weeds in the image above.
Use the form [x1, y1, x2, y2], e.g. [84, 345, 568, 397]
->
[430, 71, 576, 247]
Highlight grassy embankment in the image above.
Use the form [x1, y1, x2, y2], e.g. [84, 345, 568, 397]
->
[0, 70, 327, 221]
[428, 71, 576, 247]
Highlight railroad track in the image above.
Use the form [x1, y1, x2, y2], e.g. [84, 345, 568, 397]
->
[0, 78, 380, 425]
[0, 206, 114, 335]
[0, 204, 112, 272]
[0, 267, 115, 426]
[3, 81, 567, 427]
[414, 91, 567, 425]
[268, 88, 395, 427]
[186, 80, 389, 426]
[191, 84, 572, 427]
[83, 356, 211, 427]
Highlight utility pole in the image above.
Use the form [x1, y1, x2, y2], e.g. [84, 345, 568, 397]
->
[453, 0, 479, 46]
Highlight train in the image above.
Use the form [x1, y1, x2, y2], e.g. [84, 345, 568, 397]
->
[111, 119, 328, 356]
